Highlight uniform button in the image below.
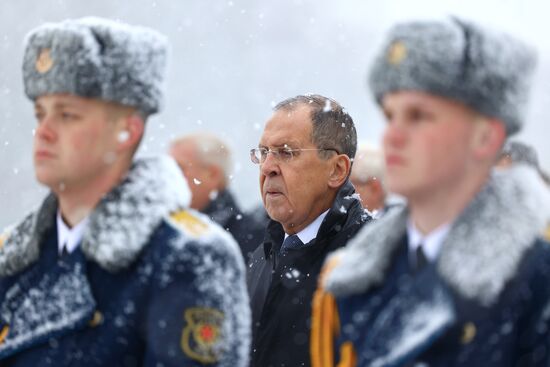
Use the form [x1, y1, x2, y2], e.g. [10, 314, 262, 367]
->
[460, 322, 476, 344]
[89, 311, 103, 328]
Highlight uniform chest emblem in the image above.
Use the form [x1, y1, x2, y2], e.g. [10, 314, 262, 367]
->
[36, 48, 54, 74]
[181, 307, 224, 363]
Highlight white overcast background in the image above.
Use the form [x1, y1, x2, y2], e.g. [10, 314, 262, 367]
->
[0, 0, 548, 227]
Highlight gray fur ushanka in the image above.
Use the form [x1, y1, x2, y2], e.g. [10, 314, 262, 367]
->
[23, 17, 168, 116]
[369, 17, 536, 135]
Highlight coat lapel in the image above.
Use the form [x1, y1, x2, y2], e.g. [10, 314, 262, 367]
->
[0, 252, 95, 359]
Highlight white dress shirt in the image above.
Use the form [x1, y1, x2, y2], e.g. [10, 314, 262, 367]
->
[284, 209, 330, 246]
[56, 211, 89, 255]
[406, 218, 451, 263]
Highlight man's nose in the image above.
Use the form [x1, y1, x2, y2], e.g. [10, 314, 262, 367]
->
[260, 151, 281, 177]
[35, 117, 57, 142]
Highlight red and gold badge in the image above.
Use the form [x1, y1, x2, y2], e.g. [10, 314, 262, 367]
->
[181, 307, 224, 363]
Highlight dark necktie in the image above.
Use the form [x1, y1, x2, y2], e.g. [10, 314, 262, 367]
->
[60, 243, 69, 258]
[280, 234, 303, 254]
[415, 245, 428, 272]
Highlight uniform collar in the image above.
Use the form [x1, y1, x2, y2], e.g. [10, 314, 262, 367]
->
[0, 156, 191, 276]
[285, 209, 329, 245]
[406, 218, 451, 262]
[325, 165, 550, 306]
[56, 211, 89, 255]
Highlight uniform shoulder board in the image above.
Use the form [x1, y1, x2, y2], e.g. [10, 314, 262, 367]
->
[169, 210, 209, 237]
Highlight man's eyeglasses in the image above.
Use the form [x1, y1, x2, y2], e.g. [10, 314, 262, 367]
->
[250, 146, 339, 164]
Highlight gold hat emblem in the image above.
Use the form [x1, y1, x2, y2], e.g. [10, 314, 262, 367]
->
[35, 48, 54, 74]
[387, 41, 407, 65]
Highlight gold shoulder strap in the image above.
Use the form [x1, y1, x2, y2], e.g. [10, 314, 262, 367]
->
[310, 259, 357, 367]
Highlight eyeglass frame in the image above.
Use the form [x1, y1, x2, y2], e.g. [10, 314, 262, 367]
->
[250, 146, 340, 164]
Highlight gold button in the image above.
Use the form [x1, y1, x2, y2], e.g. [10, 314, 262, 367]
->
[89, 311, 103, 328]
[460, 322, 476, 344]
[0, 325, 9, 344]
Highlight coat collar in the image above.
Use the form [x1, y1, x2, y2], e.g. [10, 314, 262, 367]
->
[262, 180, 368, 258]
[325, 165, 550, 306]
[0, 156, 191, 275]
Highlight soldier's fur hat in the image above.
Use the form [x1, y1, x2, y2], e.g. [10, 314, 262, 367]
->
[369, 17, 536, 135]
[23, 17, 168, 116]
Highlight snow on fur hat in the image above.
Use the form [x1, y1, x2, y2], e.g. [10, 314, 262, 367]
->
[23, 17, 168, 116]
[369, 17, 536, 135]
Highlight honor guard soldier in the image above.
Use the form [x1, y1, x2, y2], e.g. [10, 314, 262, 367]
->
[311, 17, 550, 366]
[0, 17, 250, 366]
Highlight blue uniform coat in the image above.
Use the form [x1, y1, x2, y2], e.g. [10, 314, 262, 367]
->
[0, 157, 250, 367]
[315, 166, 550, 366]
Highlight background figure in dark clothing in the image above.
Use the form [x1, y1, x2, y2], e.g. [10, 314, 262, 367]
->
[170, 133, 265, 260]
[247, 95, 370, 367]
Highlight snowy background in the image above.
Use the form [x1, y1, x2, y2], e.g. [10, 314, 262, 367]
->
[1, 0, 549, 228]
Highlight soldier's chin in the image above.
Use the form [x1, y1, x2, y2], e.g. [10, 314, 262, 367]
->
[34, 171, 60, 190]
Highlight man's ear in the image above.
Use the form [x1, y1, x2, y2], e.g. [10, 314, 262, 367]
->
[116, 114, 144, 153]
[328, 154, 351, 189]
[471, 117, 506, 160]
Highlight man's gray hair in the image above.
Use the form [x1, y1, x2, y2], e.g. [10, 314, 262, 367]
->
[274, 94, 357, 160]
[351, 143, 386, 191]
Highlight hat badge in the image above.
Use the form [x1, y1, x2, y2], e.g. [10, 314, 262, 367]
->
[387, 41, 407, 65]
[35, 48, 54, 74]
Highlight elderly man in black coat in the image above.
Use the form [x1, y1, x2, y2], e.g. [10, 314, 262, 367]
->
[247, 95, 370, 367]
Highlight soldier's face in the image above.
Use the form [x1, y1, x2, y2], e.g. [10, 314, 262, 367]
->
[382, 91, 481, 202]
[33, 94, 121, 194]
[258, 106, 335, 234]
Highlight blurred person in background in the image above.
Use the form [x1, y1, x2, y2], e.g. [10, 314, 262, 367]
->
[0, 17, 249, 367]
[350, 143, 388, 217]
[170, 133, 265, 260]
[312, 17, 550, 366]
